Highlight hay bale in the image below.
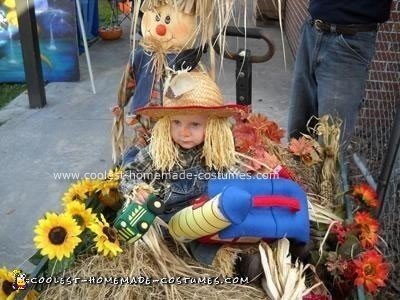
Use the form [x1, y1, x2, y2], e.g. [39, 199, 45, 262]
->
[41, 229, 266, 299]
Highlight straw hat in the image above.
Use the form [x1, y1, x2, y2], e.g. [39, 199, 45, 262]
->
[136, 72, 246, 119]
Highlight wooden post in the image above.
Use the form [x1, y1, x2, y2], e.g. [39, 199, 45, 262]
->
[15, 0, 46, 108]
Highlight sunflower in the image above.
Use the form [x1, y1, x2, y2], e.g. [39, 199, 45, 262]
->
[107, 168, 123, 181]
[88, 214, 122, 257]
[62, 179, 99, 206]
[0, 267, 16, 300]
[33, 213, 82, 261]
[96, 181, 121, 209]
[65, 201, 96, 230]
[354, 250, 389, 294]
[352, 183, 379, 208]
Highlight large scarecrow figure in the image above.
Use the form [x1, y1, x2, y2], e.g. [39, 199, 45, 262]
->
[111, 0, 236, 164]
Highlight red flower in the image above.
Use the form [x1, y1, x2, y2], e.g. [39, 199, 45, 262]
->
[343, 260, 357, 281]
[353, 212, 379, 249]
[354, 250, 389, 294]
[352, 183, 379, 208]
[303, 292, 331, 300]
[331, 222, 347, 245]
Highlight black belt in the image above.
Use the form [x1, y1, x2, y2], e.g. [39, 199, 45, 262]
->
[311, 19, 377, 35]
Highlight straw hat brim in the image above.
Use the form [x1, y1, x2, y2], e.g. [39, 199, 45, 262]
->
[136, 104, 247, 119]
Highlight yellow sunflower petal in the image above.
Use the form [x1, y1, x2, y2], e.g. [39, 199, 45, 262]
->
[33, 213, 81, 261]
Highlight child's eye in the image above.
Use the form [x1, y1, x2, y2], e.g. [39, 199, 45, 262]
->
[191, 123, 200, 127]
[172, 120, 181, 125]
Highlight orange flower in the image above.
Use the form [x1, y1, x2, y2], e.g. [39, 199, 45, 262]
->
[359, 230, 379, 249]
[247, 113, 271, 132]
[233, 123, 259, 152]
[288, 137, 315, 164]
[265, 122, 285, 143]
[233, 106, 251, 122]
[354, 212, 379, 232]
[249, 146, 280, 171]
[247, 114, 284, 143]
[288, 137, 314, 156]
[353, 212, 379, 249]
[354, 250, 389, 294]
[352, 183, 379, 208]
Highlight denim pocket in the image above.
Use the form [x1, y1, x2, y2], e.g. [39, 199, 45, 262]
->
[164, 166, 207, 212]
[337, 32, 377, 65]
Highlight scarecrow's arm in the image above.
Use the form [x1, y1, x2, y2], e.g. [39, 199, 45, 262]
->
[119, 147, 155, 198]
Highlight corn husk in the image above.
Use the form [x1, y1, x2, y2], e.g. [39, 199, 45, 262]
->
[259, 239, 309, 300]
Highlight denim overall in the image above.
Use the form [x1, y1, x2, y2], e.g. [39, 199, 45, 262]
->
[158, 165, 222, 266]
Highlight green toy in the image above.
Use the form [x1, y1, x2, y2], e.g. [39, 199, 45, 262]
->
[114, 194, 165, 243]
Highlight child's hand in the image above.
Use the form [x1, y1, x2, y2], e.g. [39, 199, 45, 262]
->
[111, 106, 122, 118]
[135, 189, 149, 204]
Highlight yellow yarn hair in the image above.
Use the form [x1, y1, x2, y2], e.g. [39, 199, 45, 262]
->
[150, 116, 236, 172]
[202, 118, 236, 171]
[149, 116, 181, 171]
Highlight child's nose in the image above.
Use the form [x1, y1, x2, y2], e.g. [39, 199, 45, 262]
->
[181, 127, 190, 137]
[156, 24, 166, 36]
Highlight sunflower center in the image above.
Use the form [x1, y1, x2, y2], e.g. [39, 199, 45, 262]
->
[2, 280, 14, 296]
[73, 214, 85, 227]
[48, 226, 67, 245]
[103, 227, 117, 243]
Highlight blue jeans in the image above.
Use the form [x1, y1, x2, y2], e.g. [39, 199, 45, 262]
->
[288, 19, 377, 142]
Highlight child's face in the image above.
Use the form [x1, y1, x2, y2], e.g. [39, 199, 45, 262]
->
[170, 115, 208, 149]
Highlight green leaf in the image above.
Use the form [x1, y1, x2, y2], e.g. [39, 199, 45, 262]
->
[337, 234, 362, 259]
[28, 250, 44, 265]
[73, 229, 95, 255]
[85, 195, 96, 208]
[47, 256, 75, 276]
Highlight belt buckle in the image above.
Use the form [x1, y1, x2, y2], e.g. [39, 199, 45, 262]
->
[314, 19, 324, 32]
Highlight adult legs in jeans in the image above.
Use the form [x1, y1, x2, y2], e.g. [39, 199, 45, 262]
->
[288, 20, 377, 143]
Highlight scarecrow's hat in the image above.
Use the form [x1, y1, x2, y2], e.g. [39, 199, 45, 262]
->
[136, 71, 246, 119]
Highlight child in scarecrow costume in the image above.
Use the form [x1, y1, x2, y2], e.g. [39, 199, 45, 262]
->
[111, 0, 236, 166]
[119, 71, 268, 279]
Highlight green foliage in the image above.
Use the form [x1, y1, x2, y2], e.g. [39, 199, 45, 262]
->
[0, 83, 26, 110]
[98, 0, 113, 26]
[47, 256, 75, 275]
[28, 250, 45, 266]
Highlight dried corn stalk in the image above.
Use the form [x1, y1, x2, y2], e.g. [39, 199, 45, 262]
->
[307, 115, 342, 206]
[259, 239, 309, 299]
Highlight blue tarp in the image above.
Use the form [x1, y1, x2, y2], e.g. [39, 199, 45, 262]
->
[77, 0, 99, 54]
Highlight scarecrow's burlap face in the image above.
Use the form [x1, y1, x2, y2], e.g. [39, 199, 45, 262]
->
[141, 4, 197, 51]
